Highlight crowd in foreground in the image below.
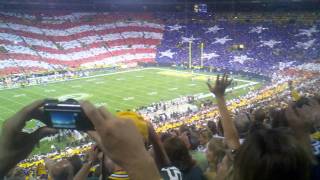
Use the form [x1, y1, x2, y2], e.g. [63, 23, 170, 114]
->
[1, 74, 320, 180]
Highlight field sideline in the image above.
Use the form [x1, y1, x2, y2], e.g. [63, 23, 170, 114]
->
[0, 68, 262, 128]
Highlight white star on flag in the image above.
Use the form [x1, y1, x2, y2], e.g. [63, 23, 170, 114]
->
[260, 40, 281, 48]
[296, 26, 318, 37]
[279, 61, 295, 70]
[159, 49, 175, 58]
[296, 39, 316, 49]
[202, 52, 219, 59]
[205, 25, 223, 34]
[212, 36, 232, 45]
[249, 26, 268, 34]
[168, 24, 183, 31]
[181, 36, 198, 43]
[232, 55, 253, 64]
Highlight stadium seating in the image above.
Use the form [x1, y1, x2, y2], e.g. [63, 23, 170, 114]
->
[1, 12, 319, 76]
[155, 13, 320, 76]
[2, 11, 320, 180]
[0, 12, 164, 74]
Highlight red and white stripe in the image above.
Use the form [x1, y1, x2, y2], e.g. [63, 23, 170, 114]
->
[0, 12, 164, 75]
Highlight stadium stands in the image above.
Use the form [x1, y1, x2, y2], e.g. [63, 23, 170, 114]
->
[156, 13, 320, 76]
[1, 9, 320, 180]
[0, 12, 164, 75]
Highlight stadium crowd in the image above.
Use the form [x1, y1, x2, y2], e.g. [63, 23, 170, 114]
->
[1, 73, 320, 180]
[1, 10, 320, 180]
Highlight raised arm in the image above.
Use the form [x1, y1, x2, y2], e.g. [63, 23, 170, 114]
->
[148, 123, 171, 169]
[207, 74, 240, 150]
[74, 146, 99, 180]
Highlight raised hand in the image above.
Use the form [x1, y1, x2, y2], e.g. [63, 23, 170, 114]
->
[0, 100, 57, 177]
[207, 74, 240, 150]
[207, 74, 233, 98]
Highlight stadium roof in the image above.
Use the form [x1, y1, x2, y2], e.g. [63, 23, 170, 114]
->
[0, 0, 319, 12]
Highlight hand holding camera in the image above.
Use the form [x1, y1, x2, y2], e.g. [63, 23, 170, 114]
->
[43, 99, 94, 131]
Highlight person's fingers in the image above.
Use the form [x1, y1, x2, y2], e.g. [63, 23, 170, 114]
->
[81, 101, 105, 131]
[31, 107, 50, 125]
[87, 130, 103, 146]
[206, 80, 213, 91]
[31, 127, 58, 143]
[228, 79, 233, 86]
[216, 74, 220, 84]
[5, 100, 45, 134]
[98, 106, 114, 122]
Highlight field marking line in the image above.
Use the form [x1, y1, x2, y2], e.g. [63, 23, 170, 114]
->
[146, 67, 257, 83]
[0, 67, 258, 91]
[193, 81, 259, 99]
[0, 68, 149, 91]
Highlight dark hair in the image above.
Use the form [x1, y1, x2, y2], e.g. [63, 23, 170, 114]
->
[207, 121, 218, 135]
[189, 131, 200, 150]
[217, 118, 224, 136]
[160, 132, 172, 143]
[50, 160, 74, 180]
[254, 108, 266, 123]
[67, 155, 82, 175]
[199, 129, 212, 144]
[163, 137, 195, 172]
[234, 128, 311, 180]
[270, 109, 289, 128]
[179, 125, 190, 134]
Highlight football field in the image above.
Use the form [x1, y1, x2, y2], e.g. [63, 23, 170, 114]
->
[0, 68, 261, 128]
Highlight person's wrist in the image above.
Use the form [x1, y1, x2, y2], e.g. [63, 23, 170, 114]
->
[123, 149, 149, 168]
[83, 159, 94, 166]
[125, 151, 160, 179]
[215, 94, 225, 99]
[0, 150, 11, 177]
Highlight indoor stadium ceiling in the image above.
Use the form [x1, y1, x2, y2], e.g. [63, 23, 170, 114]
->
[0, 0, 319, 11]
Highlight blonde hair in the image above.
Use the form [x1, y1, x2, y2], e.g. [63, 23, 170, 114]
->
[207, 138, 226, 170]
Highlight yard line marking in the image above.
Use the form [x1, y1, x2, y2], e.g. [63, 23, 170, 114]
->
[168, 88, 178, 91]
[0, 67, 259, 91]
[148, 92, 158, 95]
[188, 84, 197, 86]
[149, 68, 256, 83]
[193, 82, 259, 99]
[71, 85, 82, 88]
[44, 89, 56, 93]
[13, 94, 26, 98]
[95, 81, 105, 84]
[0, 68, 148, 91]
[95, 102, 107, 107]
[123, 97, 135, 101]
[86, 79, 96, 82]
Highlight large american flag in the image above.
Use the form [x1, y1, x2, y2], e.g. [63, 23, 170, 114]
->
[0, 12, 164, 75]
[156, 22, 320, 75]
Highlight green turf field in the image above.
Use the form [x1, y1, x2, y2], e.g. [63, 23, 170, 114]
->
[0, 68, 263, 154]
[0, 68, 262, 128]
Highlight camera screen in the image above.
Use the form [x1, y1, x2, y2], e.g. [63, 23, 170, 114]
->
[49, 111, 78, 129]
